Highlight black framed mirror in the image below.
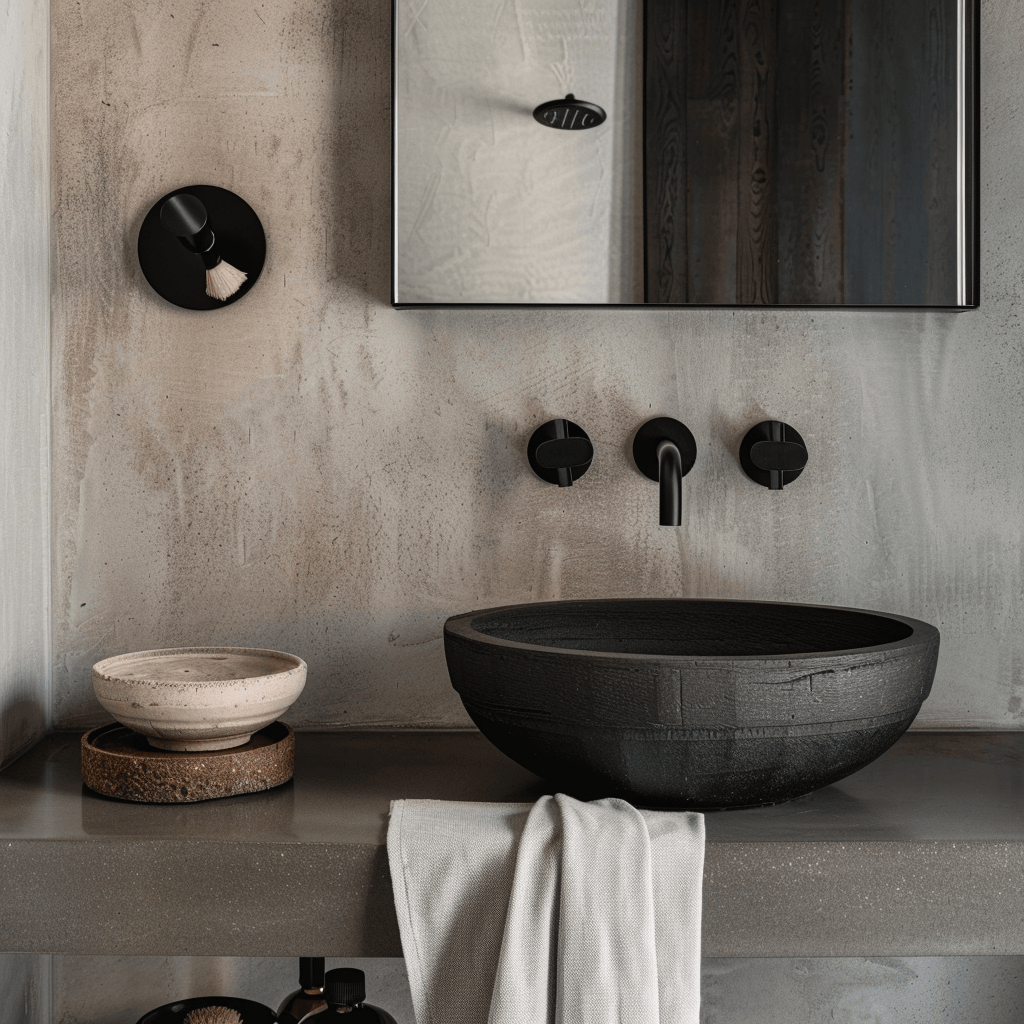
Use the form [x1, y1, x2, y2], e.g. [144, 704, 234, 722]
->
[392, 0, 978, 308]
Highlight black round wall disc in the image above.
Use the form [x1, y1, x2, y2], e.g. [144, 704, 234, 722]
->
[138, 184, 266, 310]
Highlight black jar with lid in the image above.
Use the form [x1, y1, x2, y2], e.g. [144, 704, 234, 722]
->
[297, 968, 398, 1023]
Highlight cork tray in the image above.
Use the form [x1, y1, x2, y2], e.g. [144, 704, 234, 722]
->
[81, 721, 294, 803]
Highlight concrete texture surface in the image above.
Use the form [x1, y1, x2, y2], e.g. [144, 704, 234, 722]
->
[6, 731, 1024, 958]
[0, 0, 50, 767]
[0, 955, 50, 1024]
[699, 957, 1024, 1024]
[50, 0, 1024, 734]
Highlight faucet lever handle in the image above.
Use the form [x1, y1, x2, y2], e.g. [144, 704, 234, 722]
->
[740, 420, 808, 490]
[535, 436, 594, 470]
[528, 419, 594, 487]
[750, 439, 807, 464]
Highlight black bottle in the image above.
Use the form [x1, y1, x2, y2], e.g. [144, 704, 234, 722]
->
[277, 957, 327, 1024]
[298, 968, 398, 1023]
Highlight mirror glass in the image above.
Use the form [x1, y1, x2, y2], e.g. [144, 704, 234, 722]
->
[393, 0, 977, 308]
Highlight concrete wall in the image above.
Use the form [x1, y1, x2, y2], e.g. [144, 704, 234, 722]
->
[0, 0, 50, 766]
[51, 0, 1024, 734]
[0, 956, 50, 1024]
[700, 957, 1024, 1023]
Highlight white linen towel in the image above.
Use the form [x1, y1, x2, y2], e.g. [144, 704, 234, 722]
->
[387, 794, 704, 1024]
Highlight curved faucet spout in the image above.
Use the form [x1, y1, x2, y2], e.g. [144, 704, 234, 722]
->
[632, 417, 696, 526]
[657, 440, 682, 526]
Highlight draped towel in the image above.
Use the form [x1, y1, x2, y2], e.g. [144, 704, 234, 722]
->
[388, 795, 704, 1024]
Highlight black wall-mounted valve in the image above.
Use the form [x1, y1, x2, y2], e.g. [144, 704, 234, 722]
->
[739, 421, 808, 490]
[632, 417, 697, 526]
[527, 419, 594, 487]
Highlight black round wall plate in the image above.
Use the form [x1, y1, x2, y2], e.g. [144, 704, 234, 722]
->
[138, 184, 266, 310]
[632, 417, 697, 481]
[527, 419, 594, 485]
[739, 421, 807, 488]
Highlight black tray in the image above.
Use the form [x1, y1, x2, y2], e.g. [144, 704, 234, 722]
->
[137, 995, 277, 1024]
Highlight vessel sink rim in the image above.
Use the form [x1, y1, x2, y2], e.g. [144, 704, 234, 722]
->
[444, 597, 939, 663]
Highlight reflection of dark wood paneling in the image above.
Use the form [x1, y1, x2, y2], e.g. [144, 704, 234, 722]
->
[643, 0, 962, 305]
[923, 0, 956, 303]
[843, 0, 883, 302]
[844, 0, 956, 303]
[686, 0, 739, 303]
[645, 0, 688, 303]
[736, 0, 778, 303]
[776, 0, 846, 303]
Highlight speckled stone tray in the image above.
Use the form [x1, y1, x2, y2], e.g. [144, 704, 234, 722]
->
[81, 721, 293, 803]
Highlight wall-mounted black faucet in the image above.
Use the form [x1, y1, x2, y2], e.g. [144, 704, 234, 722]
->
[739, 420, 808, 490]
[632, 417, 697, 526]
[527, 419, 594, 487]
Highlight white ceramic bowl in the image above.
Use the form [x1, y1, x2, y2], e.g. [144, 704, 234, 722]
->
[92, 647, 307, 751]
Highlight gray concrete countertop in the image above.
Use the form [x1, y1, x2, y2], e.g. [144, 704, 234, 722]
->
[1, 730, 1023, 958]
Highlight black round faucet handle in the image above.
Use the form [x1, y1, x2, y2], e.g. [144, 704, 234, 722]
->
[632, 417, 697, 482]
[528, 419, 593, 487]
[739, 421, 808, 490]
[749, 440, 808, 472]
[535, 436, 593, 470]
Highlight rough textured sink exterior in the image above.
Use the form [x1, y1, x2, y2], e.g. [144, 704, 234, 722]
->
[444, 599, 940, 809]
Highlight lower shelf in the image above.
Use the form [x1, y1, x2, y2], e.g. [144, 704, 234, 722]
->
[6, 954, 1024, 1024]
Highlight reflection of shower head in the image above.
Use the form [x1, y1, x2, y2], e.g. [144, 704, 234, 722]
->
[532, 94, 607, 130]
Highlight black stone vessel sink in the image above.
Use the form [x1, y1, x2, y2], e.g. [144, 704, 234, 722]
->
[444, 599, 939, 809]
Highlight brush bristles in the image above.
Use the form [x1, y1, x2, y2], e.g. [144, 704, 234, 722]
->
[205, 260, 248, 301]
[182, 1007, 243, 1024]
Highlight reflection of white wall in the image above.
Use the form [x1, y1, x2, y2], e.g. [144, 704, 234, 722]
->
[396, 0, 642, 304]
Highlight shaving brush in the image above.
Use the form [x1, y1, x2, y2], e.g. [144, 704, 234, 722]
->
[182, 1009, 242, 1024]
[160, 193, 248, 301]
[138, 184, 265, 310]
